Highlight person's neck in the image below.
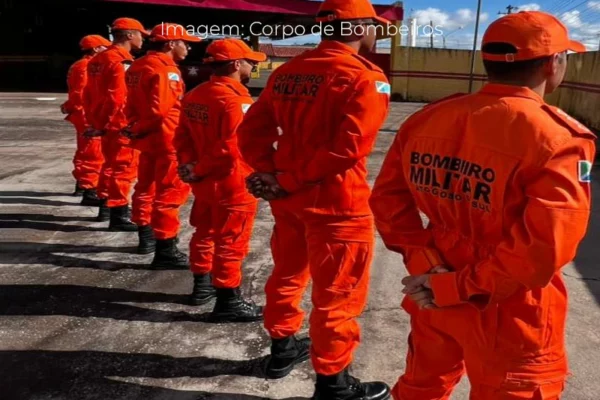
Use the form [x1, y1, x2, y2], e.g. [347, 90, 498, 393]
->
[488, 78, 547, 98]
[215, 72, 241, 83]
[113, 41, 132, 53]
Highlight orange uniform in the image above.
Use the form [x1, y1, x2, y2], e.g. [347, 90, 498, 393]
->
[238, 41, 390, 375]
[85, 45, 139, 206]
[370, 12, 596, 400]
[125, 51, 190, 239]
[175, 75, 257, 288]
[63, 54, 104, 190]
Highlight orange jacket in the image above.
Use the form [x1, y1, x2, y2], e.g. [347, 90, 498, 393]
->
[370, 84, 596, 310]
[174, 75, 255, 205]
[125, 51, 185, 154]
[237, 41, 390, 217]
[85, 45, 133, 136]
[63, 55, 92, 116]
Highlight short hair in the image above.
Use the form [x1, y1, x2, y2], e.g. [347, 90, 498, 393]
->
[482, 42, 553, 80]
[147, 40, 168, 51]
[208, 61, 235, 75]
[112, 29, 136, 41]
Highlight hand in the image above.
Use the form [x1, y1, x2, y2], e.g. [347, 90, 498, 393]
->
[83, 128, 104, 138]
[246, 173, 288, 201]
[178, 163, 199, 183]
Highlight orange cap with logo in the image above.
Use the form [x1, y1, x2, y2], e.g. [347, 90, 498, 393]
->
[482, 11, 586, 62]
[316, 0, 391, 25]
[203, 38, 267, 63]
[80, 35, 112, 51]
[111, 17, 151, 37]
[149, 23, 201, 42]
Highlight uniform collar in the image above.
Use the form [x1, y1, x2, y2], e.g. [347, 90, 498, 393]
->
[210, 75, 250, 96]
[108, 44, 134, 61]
[480, 83, 544, 103]
[316, 40, 359, 55]
[146, 51, 177, 66]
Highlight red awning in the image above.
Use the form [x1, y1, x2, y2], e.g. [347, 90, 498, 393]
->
[101, 0, 403, 22]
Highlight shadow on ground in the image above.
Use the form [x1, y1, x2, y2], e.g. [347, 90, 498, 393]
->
[0, 350, 307, 400]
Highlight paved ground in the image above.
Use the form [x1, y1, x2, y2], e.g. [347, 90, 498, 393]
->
[0, 93, 598, 400]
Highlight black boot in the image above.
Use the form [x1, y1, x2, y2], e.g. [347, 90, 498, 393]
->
[81, 189, 104, 207]
[190, 273, 216, 306]
[151, 238, 189, 269]
[96, 201, 110, 222]
[73, 182, 85, 196]
[137, 225, 156, 255]
[210, 288, 263, 323]
[312, 369, 391, 400]
[266, 336, 311, 379]
[109, 205, 138, 232]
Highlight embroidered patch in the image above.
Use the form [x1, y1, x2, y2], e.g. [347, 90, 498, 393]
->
[375, 81, 391, 95]
[168, 72, 180, 82]
[241, 103, 251, 114]
[579, 160, 592, 183]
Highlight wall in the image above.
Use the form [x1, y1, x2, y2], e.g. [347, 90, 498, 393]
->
[390, 47, 600, 130]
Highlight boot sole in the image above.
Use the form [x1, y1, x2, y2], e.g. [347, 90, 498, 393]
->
[266, 350, 310, 380]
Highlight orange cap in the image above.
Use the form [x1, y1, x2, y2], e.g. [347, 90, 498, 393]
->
[482, 11, 586, 62]
[111, 17, 150, 36]
[204, 38, 267, 63]
[149, 23, 201, 42]
[316, 0, 391, 25]
[79, 35, 112, 51]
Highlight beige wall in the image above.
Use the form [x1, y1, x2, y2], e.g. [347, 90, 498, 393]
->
[390, 47, 600, 130]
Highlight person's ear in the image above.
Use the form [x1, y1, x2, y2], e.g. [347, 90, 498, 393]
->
[233, 60, 242, 72]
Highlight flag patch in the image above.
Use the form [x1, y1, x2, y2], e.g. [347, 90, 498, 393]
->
[579, 160, 592, 183]
[168, 72, 180, 82]
[241, 104, 251, 114]
[375, 81, 391, 95]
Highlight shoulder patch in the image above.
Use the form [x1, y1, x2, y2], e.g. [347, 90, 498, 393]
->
[578, 160, 592, 183]
[122, 60, 132, 71]
[168, 72, 181, 82]
[542, 105, 596, 140]
[241, 103, 252, 114]
[375, 81, 391, 95]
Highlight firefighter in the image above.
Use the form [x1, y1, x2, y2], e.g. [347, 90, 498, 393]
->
[174, 38, 265, 322]
[84, 18, 148, 228]
[238, 0, 392, 398]
[370, 11, 595, 400]
[123, 23, 198, 267]
[61, 34, 110, 202]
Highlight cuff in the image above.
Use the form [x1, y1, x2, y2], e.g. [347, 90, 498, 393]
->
[406, 247, 445, 275]
[429, 272, 464, 307]
[277, 172, 303, 193]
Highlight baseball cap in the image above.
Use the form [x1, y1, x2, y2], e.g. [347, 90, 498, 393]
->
[80, 35, 112, 51]
[149, 23, 201, 42]
[482, 11, 586, 62]
[111, 17, 151, 37]
[204, 39, 267, 63]
[316, 0, 391, 26]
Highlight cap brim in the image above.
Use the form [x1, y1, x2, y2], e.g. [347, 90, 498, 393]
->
[245, 51, 267, 62]
[568, 40, 587, 53]
[141, 30, 151, 37]
[183, 34, 202, 43]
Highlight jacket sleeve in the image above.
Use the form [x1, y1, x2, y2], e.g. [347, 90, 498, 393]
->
[430, 138, 596, 309]
[64, 62, 87, 115]
[174, 98, 197, 166]
[276, 72, 390, 193]
[130, 70, 180, 136]
[193, 99, 249, 179]
[237, 82, 279, 173]
[100, 61, 128, 132]
[369, 124, 446, 275]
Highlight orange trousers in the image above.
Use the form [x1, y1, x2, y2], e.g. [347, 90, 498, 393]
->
[393, 304, 567, 400]
[68, 113, 103, 190]
[131, 152, 190, 239]
[97, 133, 139, 207]
[189, 192, 257, 288]
[264, 203, 374, 376]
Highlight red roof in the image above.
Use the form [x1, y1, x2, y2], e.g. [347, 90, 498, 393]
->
[259, 44, 313, 58]
[101, 0, 403, 21]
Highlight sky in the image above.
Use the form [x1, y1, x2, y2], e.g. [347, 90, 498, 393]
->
[277, 0, 600, 50]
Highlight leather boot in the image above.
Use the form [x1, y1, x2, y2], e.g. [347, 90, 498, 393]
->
[312, 368, 391, 400]
[96, 200, 110, 222]
[266, 336, 311, 379]
[73, 182, 85, 196]
[137, 225, 156, 254]
[151, 238, 189, 269]
[210, 288, 263, 323]
[189, 273, 216, 306]
[109, 205, 138, 232]
[81, 189, 104, 207]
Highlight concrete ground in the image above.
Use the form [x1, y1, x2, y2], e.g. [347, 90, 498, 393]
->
[0, 93, 598, 400]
